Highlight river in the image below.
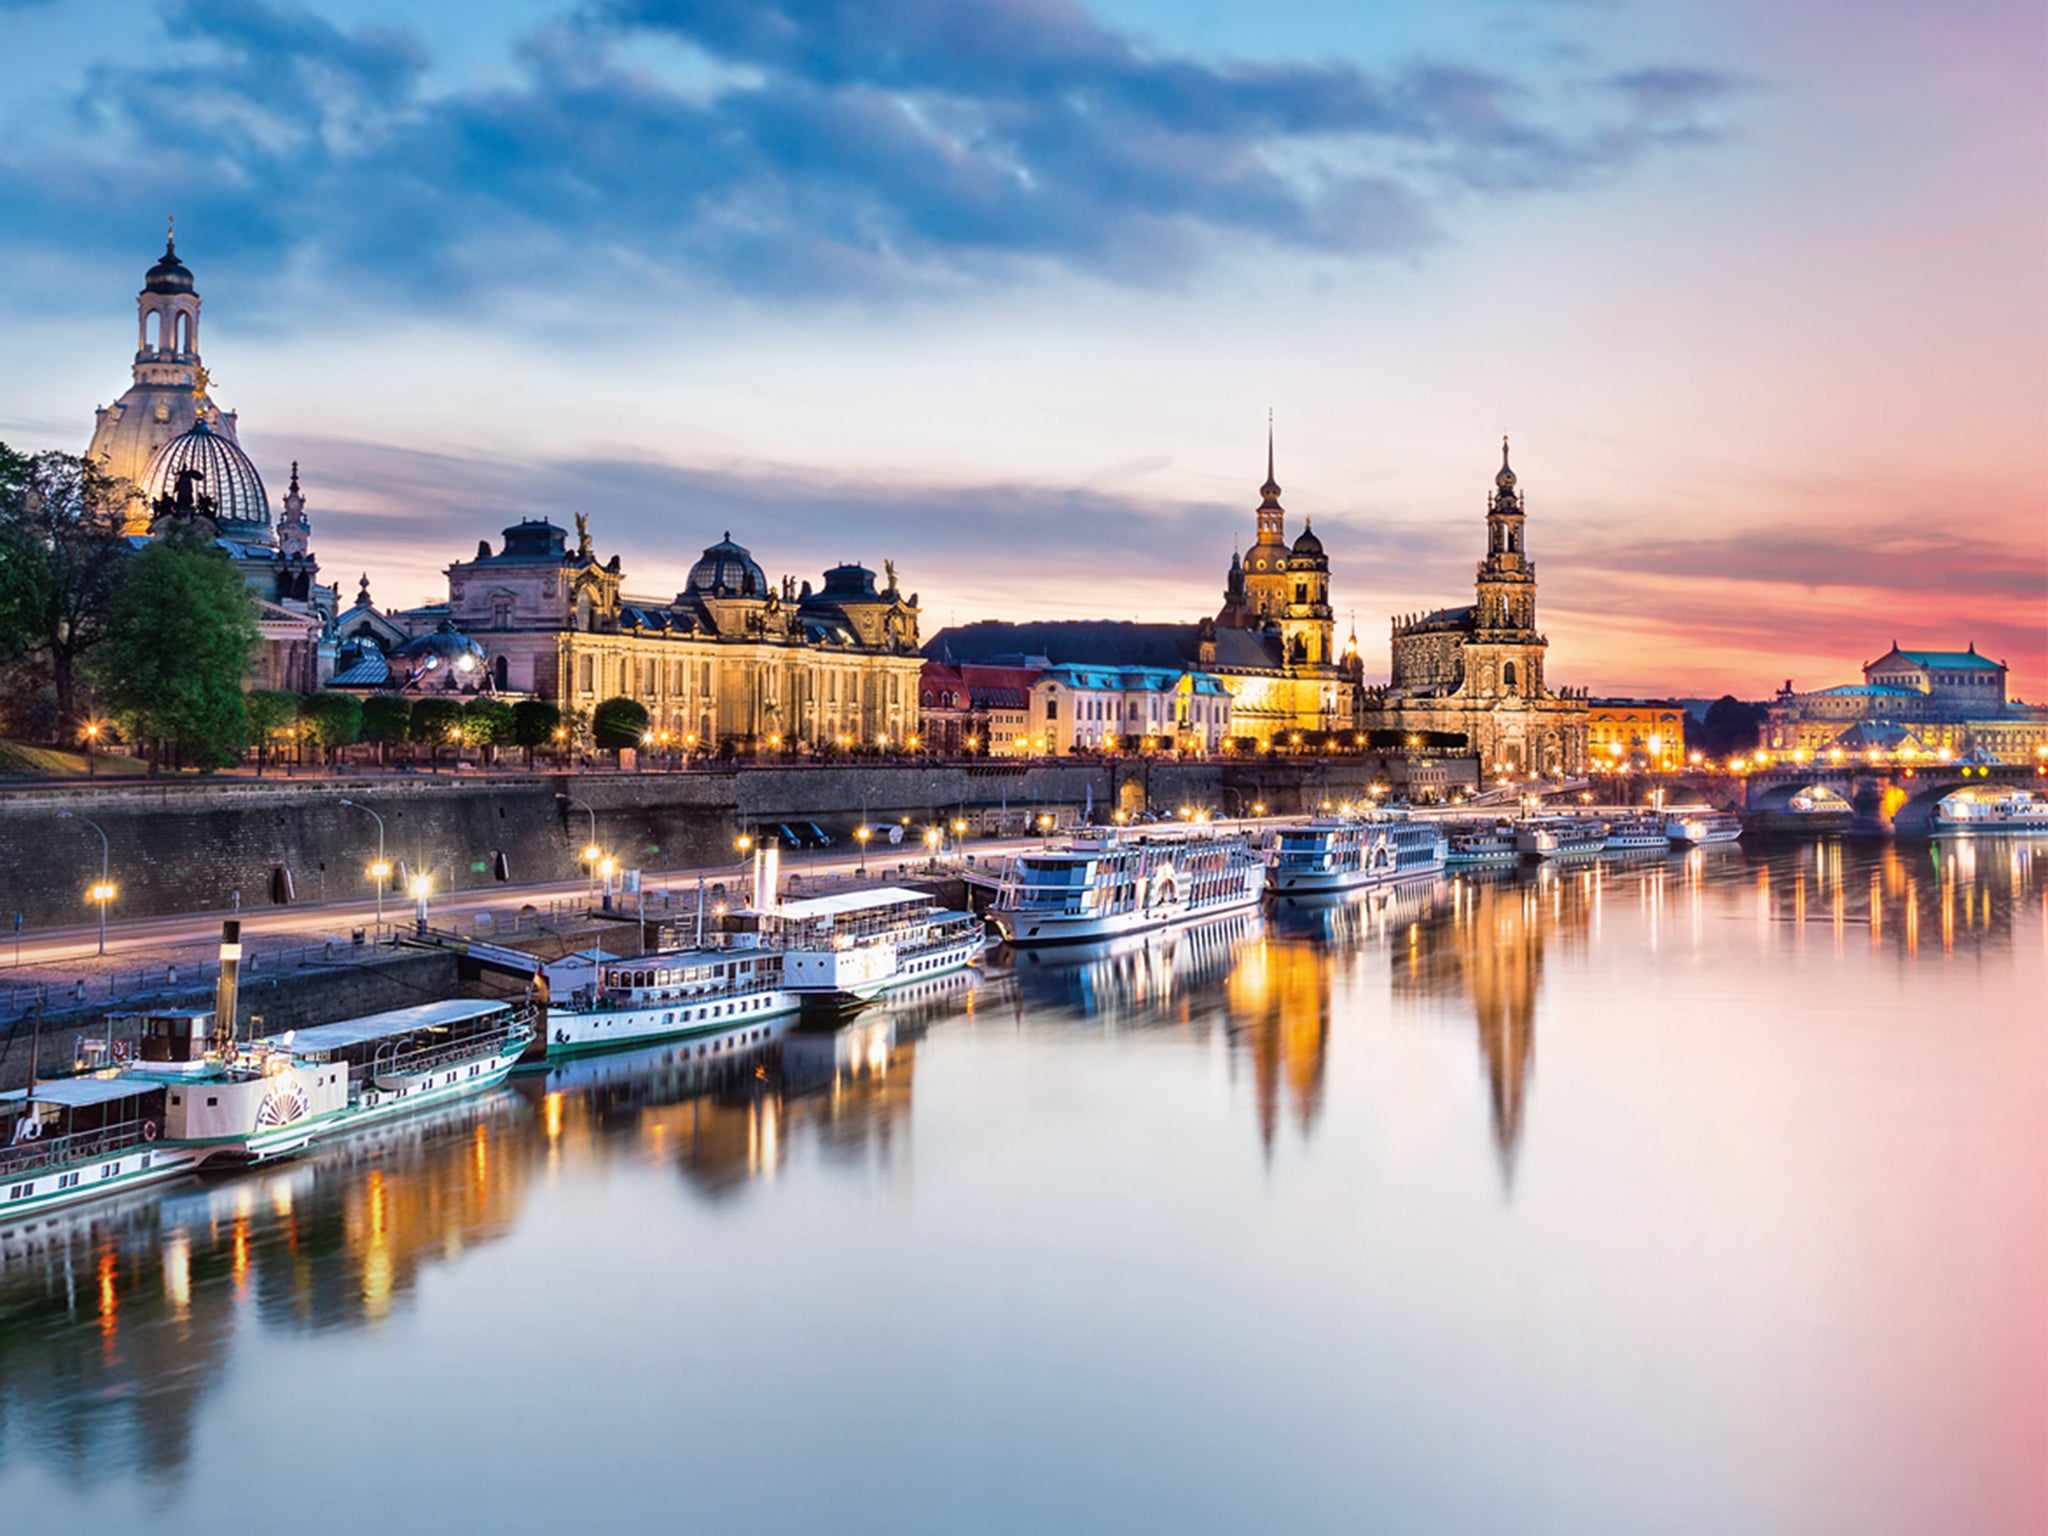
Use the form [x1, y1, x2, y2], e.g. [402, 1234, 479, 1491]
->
[2, 839, 2042, 1534]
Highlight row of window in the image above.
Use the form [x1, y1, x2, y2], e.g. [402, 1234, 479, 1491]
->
[7, 1152, 158, 1203]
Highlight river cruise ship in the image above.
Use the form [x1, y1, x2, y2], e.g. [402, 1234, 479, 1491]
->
[1267, 812, 1448, 896]
[762, 886, 988, 1010]
[1932, 792, 2048, 836]
[218, 1000, 536, 1164]
[1, 1077, 209, 1225]
[990, 830, 1267, 945]
[1604, 813, 1672, 853]
[1445, 821, 1519, 867]
[1516, 816, 1611, 861]
[1664, 808, 1745, 845]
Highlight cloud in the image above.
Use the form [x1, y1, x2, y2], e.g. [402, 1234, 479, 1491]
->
[0, 0, 1749, 302]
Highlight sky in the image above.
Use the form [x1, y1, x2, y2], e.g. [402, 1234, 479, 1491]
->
[0, 0, 2042, 700]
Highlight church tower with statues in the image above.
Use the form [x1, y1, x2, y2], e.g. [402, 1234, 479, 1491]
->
[86, 227, 337, 690]
[1363, 440, 1587, 777]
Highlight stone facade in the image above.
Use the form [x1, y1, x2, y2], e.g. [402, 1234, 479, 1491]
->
[1764, 644, 2048, 762]
[1586, 699, 1689, 771]
[1361, 442, 1589, 776]
[356, 516, 924, 752]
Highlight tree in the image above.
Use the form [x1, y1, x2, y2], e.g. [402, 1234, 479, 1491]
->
[299, 691, 364, 765]
[0, 444, 132, 739]
[461, 697, 515, 762]
[360, 695, 411, 765]
[409, 696, 465, 768]
[591, 695, 649, 754]
[511, 699, 562, 767]
[244, 689, 299, 774]
[89, 524, 256, 770]
[1696, 696, 1765, 760]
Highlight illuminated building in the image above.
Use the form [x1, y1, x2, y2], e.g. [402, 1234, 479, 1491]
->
[1586, 699, 1688, 770]
[1764, 644, 2048, 762]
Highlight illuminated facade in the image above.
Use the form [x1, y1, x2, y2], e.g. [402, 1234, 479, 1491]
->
[1764, 644, 2048, 763]
[1586, 699, 1688, 770]
[1361, 442, 1589, 776]
[381, 516, 923, 750]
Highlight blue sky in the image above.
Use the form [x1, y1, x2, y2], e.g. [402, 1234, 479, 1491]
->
[2, 0, 2042, 695]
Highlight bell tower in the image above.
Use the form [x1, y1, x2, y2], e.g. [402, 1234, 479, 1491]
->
[132, 221, 205, 390]
[1467, 437, 1546, 698]
[1241, 419, 1292, 623]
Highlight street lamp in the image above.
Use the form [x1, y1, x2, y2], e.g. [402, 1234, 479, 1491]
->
[82, 719, 102, 781]
[409, 873, 432, 935]
[56, 810, 112, 955]
[736, 832, 754, 856]
[337, 798, 388, 929]
[854, 824, 872, 875]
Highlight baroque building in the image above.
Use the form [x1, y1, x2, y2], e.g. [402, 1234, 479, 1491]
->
[926, 429, 1360, 744]
[1763, 644, 2048, 762]
[1361, 441, 1588, 775]
[86, 229, 335, 690]
[343, 514, 924, 750]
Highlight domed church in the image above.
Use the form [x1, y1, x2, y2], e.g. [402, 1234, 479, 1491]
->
[87, 227, 336, 690]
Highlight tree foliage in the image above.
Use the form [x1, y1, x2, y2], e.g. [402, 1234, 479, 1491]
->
[511, 698, 561, 762]
[360, 694, 411, 746]
[88, 524, 256, 768]
[244, 689, 300, 770]
[298, 692, 364, 757]
[408, 696, 465, 752]
[461, 696, 515, 752]
[591, 695, 649, 751]
[0, 443, 133, 737]
[1695, 696, 1765, 759]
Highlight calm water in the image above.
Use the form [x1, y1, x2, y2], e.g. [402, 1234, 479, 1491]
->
[3, 841, 2043, 1535]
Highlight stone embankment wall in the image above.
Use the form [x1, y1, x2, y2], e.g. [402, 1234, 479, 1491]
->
[0, 760, 1393, 926]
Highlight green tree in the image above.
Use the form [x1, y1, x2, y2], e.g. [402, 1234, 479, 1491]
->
[511, 698, 562, 767]
[360, 695, 411, 765]
[0, 444, 132, 739]
[591, 695, 649, 755]
[298, 691, 363, 765]
[461, 696, 515, 763]
[409, 696, 465, 768]
[89, 524, 256, 770]
[1696, 696, 1764, 760]
[244, 689, 299, 774]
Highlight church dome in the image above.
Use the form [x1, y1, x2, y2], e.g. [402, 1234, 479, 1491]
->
[394, 620, 488, 683]
[141, 416, 271, 535]
[686, 533, 767, 598]
[1290, 522, 1325, 560]
[145, 238, 194, 295]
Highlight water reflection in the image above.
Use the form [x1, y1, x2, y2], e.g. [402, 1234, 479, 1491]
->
[1, 842, 2041, 1531]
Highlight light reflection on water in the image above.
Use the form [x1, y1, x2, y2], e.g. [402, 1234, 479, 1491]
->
[1, 840, 2042, 1535]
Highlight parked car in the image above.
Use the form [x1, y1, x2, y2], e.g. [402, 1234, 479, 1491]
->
[799, 821, 835, 848]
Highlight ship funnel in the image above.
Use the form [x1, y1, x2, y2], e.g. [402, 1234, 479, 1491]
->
[213, 919, 242, 1052]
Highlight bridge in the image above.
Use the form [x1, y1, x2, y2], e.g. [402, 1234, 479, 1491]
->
[1743, 762, 2039, 835]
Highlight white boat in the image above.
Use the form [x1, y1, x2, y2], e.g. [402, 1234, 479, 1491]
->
[1604, 813, 1671, 853]
[1665, 809, 1744, 845]
[2, 1076, 208, 1226]
[214, 999, 537, 1164]
[1267, 812, 1447, 895]
[1516, 816, 1610, 861]
[545, 942, 795, 1056]
[990, 829, 1267, 945]
[1933, 792, 2048, 836]
[763, 886, 988, 1008]
[1445, 821, 1519, 866]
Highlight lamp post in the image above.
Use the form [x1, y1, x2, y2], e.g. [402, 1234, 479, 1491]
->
[57, 810, 113, 955]
[337, 798, 388, 929]
[410, 873, 432, 935]
[854, 824, 871, 876]
[83, 720, 101, 781]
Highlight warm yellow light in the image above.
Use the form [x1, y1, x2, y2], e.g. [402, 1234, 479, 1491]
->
[553, 727, 567, 741]
[598, 857, 616, 878]
[923, 828, 940, 847]
[855, 826, 872, 843]
[89, 882, 116, 902]
[1252, 802, 1265, 815]
[368, 860, 392, 880]
[408, 876, 431, 898]
[736, 834, 753, 853]
[582, 843, 601, 863]
[952, 819, 967, 834]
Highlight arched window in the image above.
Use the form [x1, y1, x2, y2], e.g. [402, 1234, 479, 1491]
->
[175, 311, 191, 354]
[1503, 661, 1518, 689]
[144, 310, 162, 350]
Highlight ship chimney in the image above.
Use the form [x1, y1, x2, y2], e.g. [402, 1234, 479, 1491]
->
[213, 919, 243, 1053]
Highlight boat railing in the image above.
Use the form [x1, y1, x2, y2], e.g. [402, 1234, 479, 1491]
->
[359, 1011, 533, 1082]
[1, 1119, 155, 1177]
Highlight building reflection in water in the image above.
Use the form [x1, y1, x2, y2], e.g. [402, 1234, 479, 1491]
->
[1746, 836, 2042, 964]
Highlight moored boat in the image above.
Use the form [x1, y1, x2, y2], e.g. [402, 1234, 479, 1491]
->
[1665, 808, 1744, 845]
[1445, 821, 1519, 866]
[1266, 812, 1447, 896]
[2, 1077, 206, 1226]
[1932, 792, 2048, 836]
[1603, 812, 1671, 853]
[1516, 816, 1610, 861]
[991, 829, 1266, 945]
